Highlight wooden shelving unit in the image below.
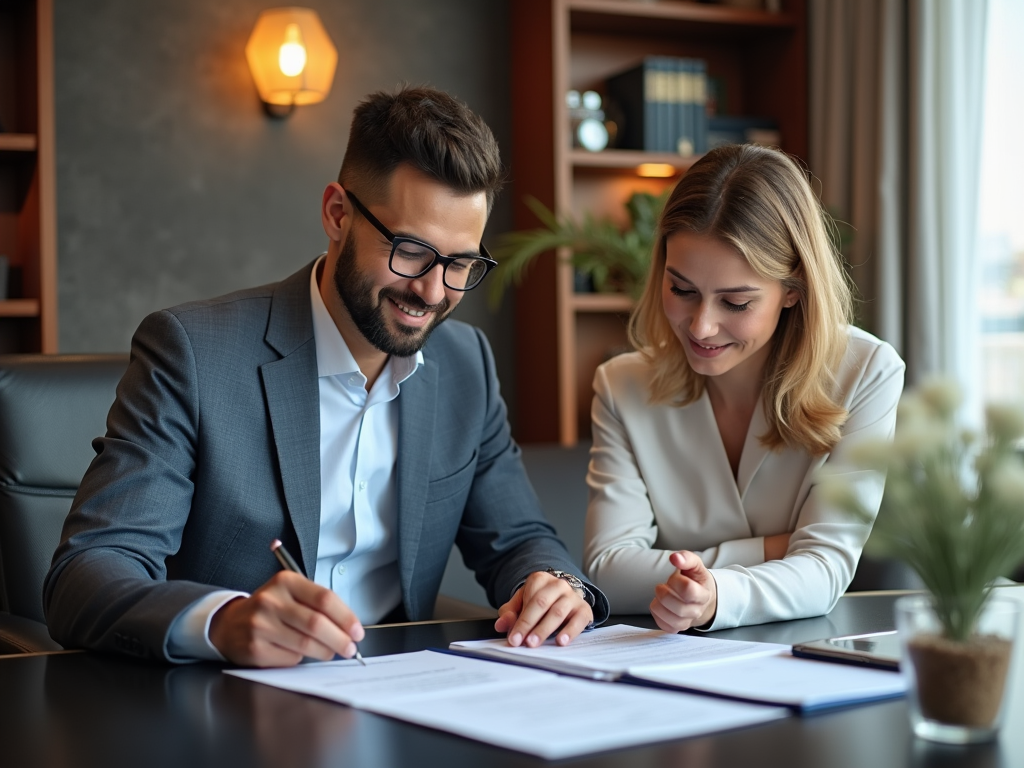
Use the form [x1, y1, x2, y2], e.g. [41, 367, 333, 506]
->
[0, 0, 57, 353]
[509, 0, 807, 445]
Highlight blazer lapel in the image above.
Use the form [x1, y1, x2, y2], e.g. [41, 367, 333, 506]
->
[736, 396, 771, 500]
[395, 356, 438, 619]
[260, 262, 322, 577]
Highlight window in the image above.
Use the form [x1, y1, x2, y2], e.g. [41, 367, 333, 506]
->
[978, 0, 1024, 406]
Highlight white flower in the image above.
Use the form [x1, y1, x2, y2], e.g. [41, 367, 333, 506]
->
[986, 458, 1024, 506]
[917, 377, 962, 420]
[890, 422, 950, 461]
[985, 403, 1024, 443]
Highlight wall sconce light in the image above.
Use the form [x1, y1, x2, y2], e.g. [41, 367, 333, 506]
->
[245, 8, 338, 117]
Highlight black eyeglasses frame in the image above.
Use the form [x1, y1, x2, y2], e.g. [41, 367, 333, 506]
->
[345, 190, 497, 292]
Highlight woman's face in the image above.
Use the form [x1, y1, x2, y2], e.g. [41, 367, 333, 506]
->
[661, 232, 798, 385]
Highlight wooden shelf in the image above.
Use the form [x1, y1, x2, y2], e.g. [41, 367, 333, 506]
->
[0, 1, 57, 353]
[572, 292, 634, 313]
[0, 134, 38, 152]
[510, 0, 807, 444]
[569, 0, 798, 38]
[570, 148, 697, 174]
[0, 299, 41, 317]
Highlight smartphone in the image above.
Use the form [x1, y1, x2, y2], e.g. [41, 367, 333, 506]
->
[791, 630, 901, 671]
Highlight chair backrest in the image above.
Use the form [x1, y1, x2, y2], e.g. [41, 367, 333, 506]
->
[0, 354, 128, 622]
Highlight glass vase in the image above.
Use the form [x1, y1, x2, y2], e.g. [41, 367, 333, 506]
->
[895, 593, 1020, 744]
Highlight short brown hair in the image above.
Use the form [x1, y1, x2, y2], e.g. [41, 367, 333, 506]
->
[339, 86, 504, 213]
[629, 144, 854, 455]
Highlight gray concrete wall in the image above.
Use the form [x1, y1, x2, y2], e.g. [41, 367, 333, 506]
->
[52, 0, 516, 414]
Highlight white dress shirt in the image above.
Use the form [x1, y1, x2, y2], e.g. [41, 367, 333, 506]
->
[167, 256, 421, 660]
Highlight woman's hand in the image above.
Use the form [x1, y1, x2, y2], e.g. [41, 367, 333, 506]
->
[650, 551, 718, 633]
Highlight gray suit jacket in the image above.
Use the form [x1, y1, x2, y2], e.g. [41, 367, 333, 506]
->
[44, 261, 608, 660]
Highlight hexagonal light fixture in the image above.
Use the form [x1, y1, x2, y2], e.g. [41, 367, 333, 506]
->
[245, 8, 338, 117]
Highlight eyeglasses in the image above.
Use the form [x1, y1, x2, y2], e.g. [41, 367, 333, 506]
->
[346, 190, 497, 291]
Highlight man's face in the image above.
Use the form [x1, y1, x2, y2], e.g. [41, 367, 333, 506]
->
[331, 166, 488, 357]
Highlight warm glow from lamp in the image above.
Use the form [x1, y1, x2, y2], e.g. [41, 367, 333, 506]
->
[278, 24, 307, 77]
[636, 163, 677, 178]
[246, 8, 337, 114]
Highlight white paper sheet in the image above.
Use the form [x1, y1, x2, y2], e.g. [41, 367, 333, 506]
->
[368, 674, 786, 760]
[226, 650, 787, 759]
[226, 650, 544, 708]
[631, 653, 907, 710]
[450, 624, 789, 676]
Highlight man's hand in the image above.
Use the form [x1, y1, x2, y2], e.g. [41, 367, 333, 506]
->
[209, 571, 364, 667]
[650, 551, 718, 633]
[494, 571, 593, 648]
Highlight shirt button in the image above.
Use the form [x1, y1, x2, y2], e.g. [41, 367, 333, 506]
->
[359, 480, 367, 491]
[348, 376, 360, 386]
[335, 564, 346, 576]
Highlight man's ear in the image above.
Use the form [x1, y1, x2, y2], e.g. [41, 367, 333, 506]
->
[321, 182, 349, 242]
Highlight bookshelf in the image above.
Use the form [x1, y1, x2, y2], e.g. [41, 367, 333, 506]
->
[0, 0, 57, 353]
[509, 0, 807, 445]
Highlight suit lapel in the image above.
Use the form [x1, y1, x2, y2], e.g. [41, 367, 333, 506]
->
[736, 396, 771, 500]
[395, 356, 438, 619]
[261, 262, 321, 577]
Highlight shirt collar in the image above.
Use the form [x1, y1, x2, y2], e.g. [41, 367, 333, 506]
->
[309, 255, 424, 382]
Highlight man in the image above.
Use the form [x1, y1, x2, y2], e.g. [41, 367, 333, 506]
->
[44, 87, 608, 666]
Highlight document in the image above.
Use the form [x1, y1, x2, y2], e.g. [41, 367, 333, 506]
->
[450, 623, 790, 678]
[630, 653, 907, 711]
[227, 650, 786, 759]
[451, 624, 906, 711]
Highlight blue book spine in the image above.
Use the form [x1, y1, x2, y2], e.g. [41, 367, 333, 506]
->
[650, 57, 667, 153]
[643, 59, 660, 151]
[685, 58, 697, 157]
[668, 57, 683, 156]
[694, 59, 708, 155]
[663, 57, 679, 154]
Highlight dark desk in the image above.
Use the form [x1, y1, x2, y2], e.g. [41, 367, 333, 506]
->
[1, 592, 1021, 768]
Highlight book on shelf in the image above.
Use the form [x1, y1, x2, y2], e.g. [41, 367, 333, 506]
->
[707, 115, 782, 150]
[605, 56, 708, 156]
[606, 56, 660, 153]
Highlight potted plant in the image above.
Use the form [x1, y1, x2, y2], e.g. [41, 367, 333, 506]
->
[487, 190, 668, 309]
[823, 378, 1024, 743]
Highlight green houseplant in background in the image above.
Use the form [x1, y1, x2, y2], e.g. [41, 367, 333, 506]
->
[487, 190, 668, 309]
[822, 379, 1024, 743]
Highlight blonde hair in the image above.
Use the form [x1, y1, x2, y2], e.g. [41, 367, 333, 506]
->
[629, 144, 854, 455]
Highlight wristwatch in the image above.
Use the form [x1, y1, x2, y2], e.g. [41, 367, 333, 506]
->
[545, 568, 592, 604]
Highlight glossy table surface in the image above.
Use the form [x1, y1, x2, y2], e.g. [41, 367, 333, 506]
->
[1, 592, 1021, 768]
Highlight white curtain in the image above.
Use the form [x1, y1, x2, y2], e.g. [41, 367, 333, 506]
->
[809, 0, 989, 394]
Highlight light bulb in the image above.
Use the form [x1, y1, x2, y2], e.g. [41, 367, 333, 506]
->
[278, 23, 307, 77]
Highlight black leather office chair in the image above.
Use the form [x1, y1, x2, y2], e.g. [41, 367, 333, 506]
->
[0, 354, 127, 653]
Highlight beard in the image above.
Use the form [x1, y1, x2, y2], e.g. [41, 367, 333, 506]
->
[332, 231, 453, 357]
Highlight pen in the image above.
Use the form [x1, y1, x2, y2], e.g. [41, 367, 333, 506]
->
[270, 539, 367, 666]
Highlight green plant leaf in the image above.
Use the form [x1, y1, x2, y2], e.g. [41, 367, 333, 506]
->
[822, 378, 1024, 642]
[486, 190, 669, 309]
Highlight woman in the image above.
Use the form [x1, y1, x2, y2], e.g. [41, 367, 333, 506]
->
[583, 144, 904, 632]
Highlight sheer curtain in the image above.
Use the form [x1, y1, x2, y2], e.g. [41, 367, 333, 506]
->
[809, 0, 988, 394]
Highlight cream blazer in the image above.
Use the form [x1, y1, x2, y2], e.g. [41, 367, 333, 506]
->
[584, 326, 905, 629]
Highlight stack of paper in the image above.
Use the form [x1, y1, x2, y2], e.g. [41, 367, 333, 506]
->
[227, 625, 905, 758]
[227, 650, 786, 759]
